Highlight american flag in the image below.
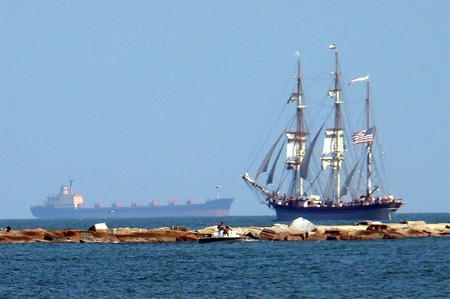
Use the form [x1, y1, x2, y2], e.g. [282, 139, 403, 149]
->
[352, 127, 376, 144]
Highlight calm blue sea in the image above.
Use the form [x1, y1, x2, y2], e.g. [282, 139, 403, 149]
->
[0, 213, 449, 298]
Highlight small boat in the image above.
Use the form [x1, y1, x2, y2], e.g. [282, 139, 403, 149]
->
[242, 45, 405, 221]
[198, 236, 249, 244]
[198, 228, 250, 243]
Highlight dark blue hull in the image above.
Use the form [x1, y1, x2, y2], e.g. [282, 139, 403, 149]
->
[30, 198, 234, 219]
[273, 202, 403, 221]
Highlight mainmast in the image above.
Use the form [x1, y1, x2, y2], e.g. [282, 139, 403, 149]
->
[329, 45, 344, 206]
[286, 51, 307, 196]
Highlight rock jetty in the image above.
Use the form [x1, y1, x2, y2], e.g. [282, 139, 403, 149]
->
[0, 221, 449, 244]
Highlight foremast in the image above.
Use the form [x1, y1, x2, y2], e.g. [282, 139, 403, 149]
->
[242, 52, 308, 203]
[286, 52, 308, 196]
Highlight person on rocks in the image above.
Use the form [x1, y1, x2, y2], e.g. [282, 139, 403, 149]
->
[224, 225, 231, 237]
[217, 221, 226, 237]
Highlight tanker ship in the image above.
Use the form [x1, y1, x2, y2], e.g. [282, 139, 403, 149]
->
[30, 182, 233, 219]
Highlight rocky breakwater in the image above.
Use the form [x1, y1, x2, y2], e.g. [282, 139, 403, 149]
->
[0, 220, 449, 244]
[256, 220, 450, 241]
[0, 224, 203, 244]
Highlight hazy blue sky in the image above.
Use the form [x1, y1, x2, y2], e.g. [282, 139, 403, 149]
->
[0, 1, 448, 219]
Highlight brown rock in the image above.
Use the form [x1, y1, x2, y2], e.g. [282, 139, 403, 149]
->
[366, 223, 388, 231]
[0, 221, 449, 243]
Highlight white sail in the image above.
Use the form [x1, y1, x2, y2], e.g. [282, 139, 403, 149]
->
[285, 131, 306, 167]
[285, 132, 298, 160]
[321, 128, 344, 170]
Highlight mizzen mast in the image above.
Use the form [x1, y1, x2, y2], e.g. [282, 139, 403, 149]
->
[349, 74, 373, 198]
[365, 78, 373, 198]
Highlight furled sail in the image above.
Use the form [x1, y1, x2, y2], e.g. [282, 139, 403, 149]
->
[255, 133, 283, 180]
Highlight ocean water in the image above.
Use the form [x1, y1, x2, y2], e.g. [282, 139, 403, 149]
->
[0, 213, 449, 298]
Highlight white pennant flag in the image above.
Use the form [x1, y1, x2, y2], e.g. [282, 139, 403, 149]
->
[348, 75, 369, 85]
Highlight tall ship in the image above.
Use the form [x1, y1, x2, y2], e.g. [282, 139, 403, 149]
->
[30, 180, 233, 219]
[242, 45, 405, 221]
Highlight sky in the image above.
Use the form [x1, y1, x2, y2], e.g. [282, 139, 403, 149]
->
[0, 1, 448, 219]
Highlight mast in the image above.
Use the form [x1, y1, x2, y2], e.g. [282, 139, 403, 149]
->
[68, 176, 74, 194]
[348, 74, 372, 197]
[366, 79, 372, 197]
[286, 52, 307, 197]
[330, 45, 343, 206]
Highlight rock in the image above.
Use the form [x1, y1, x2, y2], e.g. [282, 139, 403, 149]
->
[289, 217, 315, 233]
[170, 226, 190, 231]
[355, 221, 374, 225]
[306, 235, 325, 241]
[324, 229, 343, 241]
[78, 233, 93, 243]
[366, 223, 388, 231]
[259, 224, 307, 241]
[257, 228, 277, 241]
[400, 221, 426, 226]
[0, 221, 449, 243]
[88, 223, 108, 231]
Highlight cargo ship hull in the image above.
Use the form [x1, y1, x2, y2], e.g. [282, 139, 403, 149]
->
[30, 198, 234, 219]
